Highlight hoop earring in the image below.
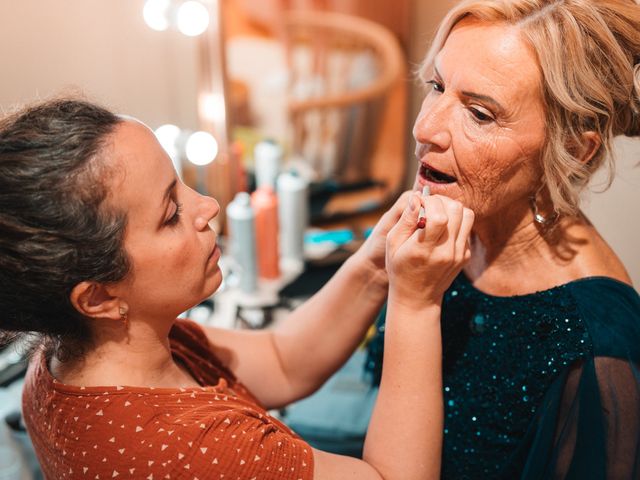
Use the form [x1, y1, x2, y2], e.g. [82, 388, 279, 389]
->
[529, 195, 559, 227]
[119, 306, 129, 329]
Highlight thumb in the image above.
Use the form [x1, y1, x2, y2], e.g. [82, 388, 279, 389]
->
[387, 192, 421, 254]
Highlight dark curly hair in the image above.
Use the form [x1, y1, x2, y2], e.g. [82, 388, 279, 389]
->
[0, 98, 130, 361]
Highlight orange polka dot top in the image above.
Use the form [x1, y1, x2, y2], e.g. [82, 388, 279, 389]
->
[22, 320, 314, 480]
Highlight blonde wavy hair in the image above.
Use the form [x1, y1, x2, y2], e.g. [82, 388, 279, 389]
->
[421, 0, 640, 216]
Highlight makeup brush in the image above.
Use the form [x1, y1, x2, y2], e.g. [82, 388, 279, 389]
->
[417, 185, 430, 229]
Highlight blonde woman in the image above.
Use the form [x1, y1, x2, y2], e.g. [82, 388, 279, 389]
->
[366, 0, 640, 478]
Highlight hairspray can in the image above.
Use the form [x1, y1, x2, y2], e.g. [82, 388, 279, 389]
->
[277, 172, 309, 264]
[254, 140, 282, 190]
[226, 192, 257, 293]
[251, 186, 280, 279]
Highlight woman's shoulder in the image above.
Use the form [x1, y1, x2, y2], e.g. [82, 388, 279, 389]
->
[23, 354, 312, 480]
[448, 272, 640, 360]
[566, 277, 640, 361]
[169, 319, 243, 387]
[169, 318, 211, 348]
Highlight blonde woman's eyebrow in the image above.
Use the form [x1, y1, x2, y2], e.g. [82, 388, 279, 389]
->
[434, 64, 506, 113]
[460, 90, 505, 113]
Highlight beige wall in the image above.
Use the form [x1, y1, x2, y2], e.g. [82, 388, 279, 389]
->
[0, 0, 199, 129]
[582, 138, 640, 288]
[1, 0, 638, 287]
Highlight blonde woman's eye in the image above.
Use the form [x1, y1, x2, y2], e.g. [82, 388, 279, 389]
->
[425, 79, 444, 93]
[470, 107, 494, 123]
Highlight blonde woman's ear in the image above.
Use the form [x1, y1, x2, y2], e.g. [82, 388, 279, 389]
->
[70, 281, 123, 322]
[577, 131, 601, 165]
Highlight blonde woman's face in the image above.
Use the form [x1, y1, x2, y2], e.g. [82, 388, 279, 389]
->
[413, 19, 547, 220]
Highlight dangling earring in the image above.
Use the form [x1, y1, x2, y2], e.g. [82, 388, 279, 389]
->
[529, 193, 558, 227]
[119, 306, 129, 329]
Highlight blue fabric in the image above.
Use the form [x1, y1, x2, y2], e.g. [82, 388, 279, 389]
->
[365, 274, 640, 479]
[284, 349, 377, 457]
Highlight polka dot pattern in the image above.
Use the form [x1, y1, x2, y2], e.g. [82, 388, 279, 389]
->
[23, 320, 313, 480]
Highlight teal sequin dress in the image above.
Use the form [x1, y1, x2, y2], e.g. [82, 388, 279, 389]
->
[365, 274, 640, 479]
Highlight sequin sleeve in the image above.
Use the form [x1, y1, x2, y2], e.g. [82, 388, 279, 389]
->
[504, 354, 639, 479]
[512, 280, 640, 479]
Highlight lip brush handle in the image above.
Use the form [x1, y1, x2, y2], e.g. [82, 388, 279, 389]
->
[417, 185, 430, 229]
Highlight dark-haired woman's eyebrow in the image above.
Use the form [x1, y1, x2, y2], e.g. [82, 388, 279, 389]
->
[162, 179, 177, 205]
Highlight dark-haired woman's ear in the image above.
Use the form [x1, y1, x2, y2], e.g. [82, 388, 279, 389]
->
[577, 131, 601, 165]
[70, 281, 125, 323]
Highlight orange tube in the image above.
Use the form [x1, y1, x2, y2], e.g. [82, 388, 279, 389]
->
[251, 186, 280, 279]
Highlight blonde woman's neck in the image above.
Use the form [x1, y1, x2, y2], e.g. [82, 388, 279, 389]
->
[464, 211, 631, 297]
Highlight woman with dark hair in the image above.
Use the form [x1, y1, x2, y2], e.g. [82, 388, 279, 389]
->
[1, 98, 473, 479]
[366, 0, 640, 478]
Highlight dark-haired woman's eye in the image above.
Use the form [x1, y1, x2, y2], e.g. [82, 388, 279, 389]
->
[166, 202, 183, 226]
[425, 79, 444, 94]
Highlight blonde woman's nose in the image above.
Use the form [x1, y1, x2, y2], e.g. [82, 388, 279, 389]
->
[413, 99, 452, 150]
[194, 195, 220, 231]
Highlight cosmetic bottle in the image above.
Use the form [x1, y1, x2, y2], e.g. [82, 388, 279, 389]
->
[254, 140, 282, 190]
[277, 171, 309, 264]
[251, 186, 280, 279]
[226, 192, 257, 293]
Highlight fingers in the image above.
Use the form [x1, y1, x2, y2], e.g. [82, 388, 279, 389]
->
[393, 191, 415, 212]
[418, 195, 449, 246]
[417, 195, 473, 263]
[386, 192, 422, 254]
[387, 192, 474, 266]
[370, 190, 414, 239]
[439, 196, 464, 239]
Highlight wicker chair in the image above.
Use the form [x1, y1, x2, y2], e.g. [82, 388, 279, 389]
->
[281, 11, 404, 185]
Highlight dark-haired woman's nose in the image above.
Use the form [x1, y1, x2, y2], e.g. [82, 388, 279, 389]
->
[413, 97, 452, 151]
[194, 195, 220, 231]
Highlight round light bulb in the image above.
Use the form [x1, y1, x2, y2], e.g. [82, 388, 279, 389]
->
[154, 124, 181, 159]
[185, 131, 218, 166]
[200, 93, 225, 124]
[143, 0, 171, 31]
[176, 1, 210, 37]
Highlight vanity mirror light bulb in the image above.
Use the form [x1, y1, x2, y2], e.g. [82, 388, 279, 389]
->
[155, 124, 181, 158]
[177, 0, 210, 36]
[185, 131, 218, 166]
[154, 124, 185, 177]
[143, 0, 171, 31]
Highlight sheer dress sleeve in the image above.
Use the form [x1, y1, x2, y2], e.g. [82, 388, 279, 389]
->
[513, 280, 640, 480]
[511, 355, 640, 479]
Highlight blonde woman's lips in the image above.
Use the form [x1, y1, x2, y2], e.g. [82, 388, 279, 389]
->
[419, 162, 457, 184]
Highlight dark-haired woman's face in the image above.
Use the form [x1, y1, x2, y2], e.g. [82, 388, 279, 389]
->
[106, 120, 221, 321]
[413, 19, 547, 221]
